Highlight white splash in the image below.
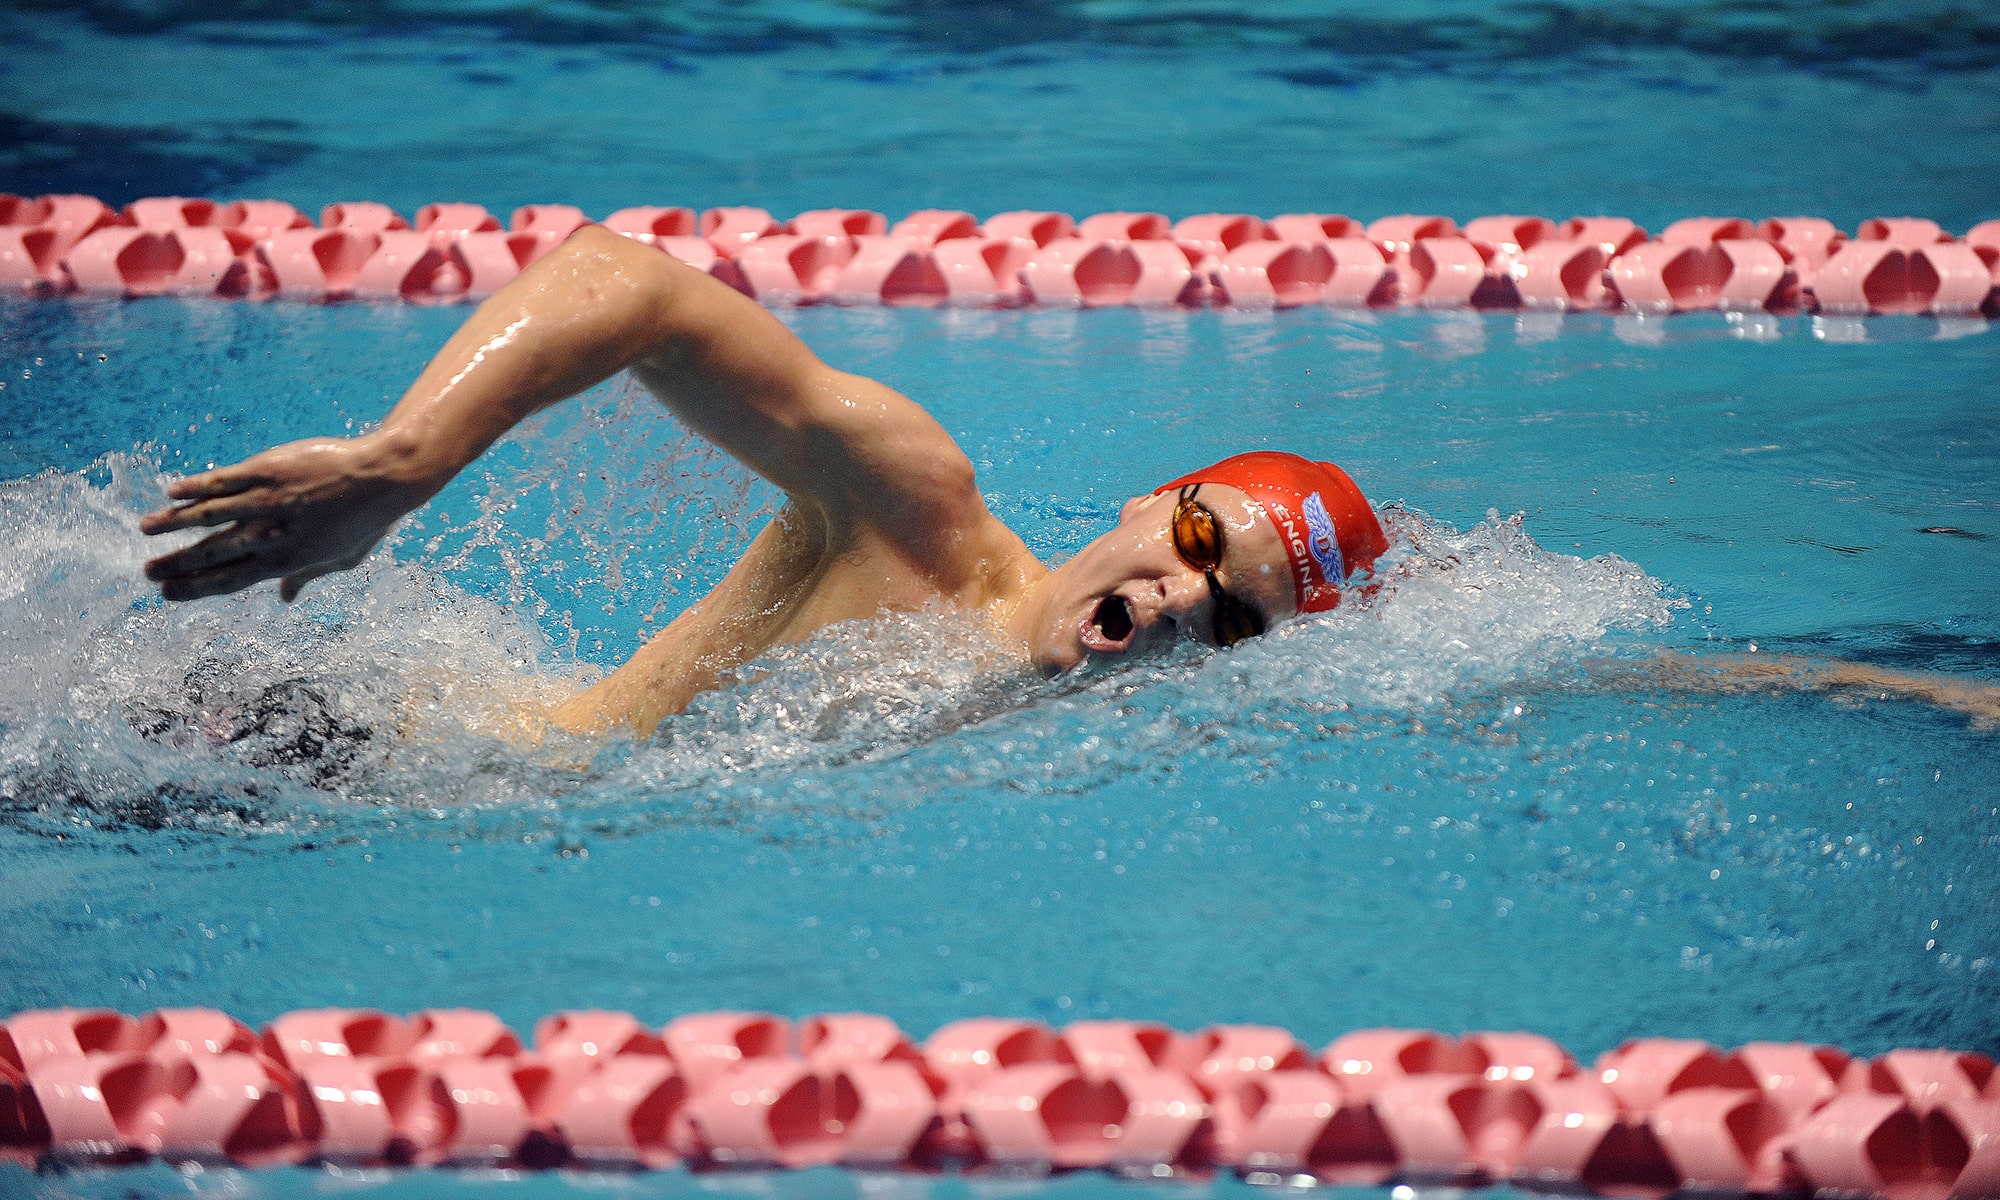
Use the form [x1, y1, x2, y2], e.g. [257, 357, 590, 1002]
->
[0, 448, 1682, 838]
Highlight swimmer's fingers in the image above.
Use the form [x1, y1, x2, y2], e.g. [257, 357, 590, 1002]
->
[142, 519, 289, 582]
[143, 439, 350, 533]
[164, 463, 270, 502]
[139, 463, 273, 531]
[140, 490, 278, 536]
[152, 555, 287, 602]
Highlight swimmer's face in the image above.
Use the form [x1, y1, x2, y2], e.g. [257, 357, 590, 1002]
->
[1023, 483, 1299, 675]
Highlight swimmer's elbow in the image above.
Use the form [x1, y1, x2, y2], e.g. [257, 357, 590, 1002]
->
[541, 225, 684, 314]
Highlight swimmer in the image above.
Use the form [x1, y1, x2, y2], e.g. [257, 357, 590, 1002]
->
[141, 225, 2000, 736]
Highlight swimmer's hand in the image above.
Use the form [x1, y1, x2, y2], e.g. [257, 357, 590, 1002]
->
[140, 432, 437, 602]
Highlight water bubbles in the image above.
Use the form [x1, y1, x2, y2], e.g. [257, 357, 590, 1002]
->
[0, 424, 1687, 850]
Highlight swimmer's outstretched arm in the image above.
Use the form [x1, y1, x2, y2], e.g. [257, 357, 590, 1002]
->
[1640, 651, 2000, 730]
[142, 224, 982, 601]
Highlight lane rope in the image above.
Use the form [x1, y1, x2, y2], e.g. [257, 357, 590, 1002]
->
[3, 1006, 1995, 1194]
[2, 195, 1995, 316]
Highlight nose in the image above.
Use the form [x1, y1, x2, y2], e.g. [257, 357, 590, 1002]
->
[1156, 568, 1216, 641]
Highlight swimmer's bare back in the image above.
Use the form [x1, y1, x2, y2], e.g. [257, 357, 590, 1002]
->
[142, 225, 1046, 738]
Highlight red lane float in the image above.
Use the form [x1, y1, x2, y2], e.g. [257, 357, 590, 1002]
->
[826, 235, 952, 306]
[4, 1008, 1997, 1198]
[890, 209, 980, 245]
[1, 194, 1995, 317]
[602, 205, 697, 243]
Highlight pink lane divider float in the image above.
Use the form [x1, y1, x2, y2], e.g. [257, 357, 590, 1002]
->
[260, 229, 466, 302]
[963, 1063, 1210, 1173]
[532, 1009, 670, 1067]
[1859, 217, 1950, 248]
[1660, 216, 1757, 244]
[6, 194, 130, 289]
[510, 204, 590, 239]
[1210, 1068, 1343, 1174]
[0, 223, 68, 290]
[1646, 1086, 1798, 1193]
[121, 196, 314, 246]
[788, 208, 886, 238]
[1463, 214, 1558, 256]
[654, 235, 753, 294]
[1017, 238, 1205, 308]
[981, 210, 1076, 248]
[734, 233, 858, 305]
[1788, 1094, 2000, 1200]
[1212, 241, 1334, 309]
[320, 201, 410, 234]
[419, 1056, 557, 1168]
[414, 202, 501, 242]
[1864, 1049, 1998, 1112]
[1172, 213, 1271, 265]
[291, 1055, 450, 1166]
[1321, 1028, 1487, 1099]
[1760, 216, 1848, 282]
[451, 229, 580, 299]
[1370, 1075, 1554, 1183]
[1461, 217, 1622, 311]
[1512, 240, 1612, 309]
[1169, 1024, 1310, 1098]
[1077, 211, 1174, 241]
[1736, 1041, 1853, 1122]
[702, 206, 782, 256]
[1058, 1020, 1177, 1077]
[28, 1050, 314, 1167]
[661, 1012, 791, 1091]
[3, 1008, 158, 1064]
[682, 1057, 937, 1168]
[1593, 1037, 1758, 1112]
[1405, 236, 1523, 308]
[825, 235, 951, 306]
[124, 196, 226, 229]
[1607, 240, 1798, 313]
[1812, 241, 1993, 316]
[6, 195, 2000, 318]
[603, 205, 697, 243]
[799, 1012, 928, 1070]
[890, 209, 981, 245]
[546, 1053, 688, 1169]
[937, 235, 1038, 306]
[62, 226, 260, 298]
[1213, 238, 1398, 309]
[1967, 222, 2000, 311]
[405, 1009, 522, 1062]
[4, 1006, 2000, 1197]
[226, 199, 314, 242]
[1267, 213, 1364, 243]
[1563, 216, 1650, 258]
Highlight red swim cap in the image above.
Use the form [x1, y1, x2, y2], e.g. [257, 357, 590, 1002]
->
[1154, 451, 1388, 615]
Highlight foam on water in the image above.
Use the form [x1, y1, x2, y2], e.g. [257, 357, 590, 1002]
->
[0, 421, 1681, 844]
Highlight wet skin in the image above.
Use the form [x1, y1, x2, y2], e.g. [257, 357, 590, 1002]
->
[141, 226, 1302, 739]
[143, 227, 2000, 738]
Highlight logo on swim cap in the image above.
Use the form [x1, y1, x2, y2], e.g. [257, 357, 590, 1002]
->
[1153, 451, 1388, 617]
[1301, 492, 1345, 582]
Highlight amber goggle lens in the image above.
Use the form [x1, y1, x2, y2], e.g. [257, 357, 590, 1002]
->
[1172, 485, 1266, 647]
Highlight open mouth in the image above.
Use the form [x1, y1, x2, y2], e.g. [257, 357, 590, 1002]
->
[1082, 594, 1134, 652]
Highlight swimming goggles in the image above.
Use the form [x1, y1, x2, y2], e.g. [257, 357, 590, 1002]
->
[1171, 484, 1269, 648]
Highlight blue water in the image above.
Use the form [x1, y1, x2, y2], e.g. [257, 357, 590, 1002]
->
[3, 3, 1999, 1197]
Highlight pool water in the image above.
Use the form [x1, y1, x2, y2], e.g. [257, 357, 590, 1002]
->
[3, 2, 1999, 1196]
